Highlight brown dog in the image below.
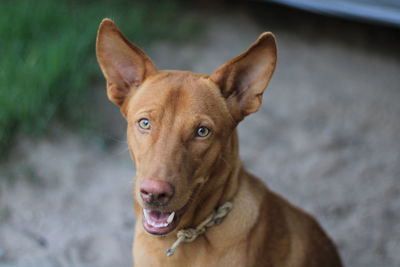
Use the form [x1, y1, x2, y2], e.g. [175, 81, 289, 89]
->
[96, 19, 343, 267]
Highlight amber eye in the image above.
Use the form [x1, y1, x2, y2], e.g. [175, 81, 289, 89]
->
[196, 126, 210, 137]
[138, 119, 151, 130]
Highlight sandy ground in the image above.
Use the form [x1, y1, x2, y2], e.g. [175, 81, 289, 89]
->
[1, 4, 399, 267]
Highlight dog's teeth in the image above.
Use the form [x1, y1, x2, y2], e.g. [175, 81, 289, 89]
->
[150, 222, 168, 228]
[167, 212, 175, 224]
[143, 209, 150, 222]
[143, 209, 173, 228]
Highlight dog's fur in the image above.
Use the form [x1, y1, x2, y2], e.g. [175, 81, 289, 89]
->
[96, 19, 343, 267]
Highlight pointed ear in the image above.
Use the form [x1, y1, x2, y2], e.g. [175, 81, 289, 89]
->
[96, 18, 157, 108]
[209, 32, 277, 121]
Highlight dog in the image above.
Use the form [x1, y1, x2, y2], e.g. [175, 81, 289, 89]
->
[96, 18, 343, 267]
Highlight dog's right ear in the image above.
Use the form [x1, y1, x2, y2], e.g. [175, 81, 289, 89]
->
[209, 33, 277, 122]
[96, 19, 157, 110]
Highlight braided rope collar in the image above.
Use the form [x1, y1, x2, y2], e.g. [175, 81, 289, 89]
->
[165, 202, 233, 256]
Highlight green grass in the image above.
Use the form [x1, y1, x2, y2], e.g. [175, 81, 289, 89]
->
[0, 0, 196, 155]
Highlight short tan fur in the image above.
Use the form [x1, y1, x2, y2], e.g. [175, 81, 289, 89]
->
[96, 18, 343, 267]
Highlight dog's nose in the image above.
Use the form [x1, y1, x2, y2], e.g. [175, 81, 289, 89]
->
[140, 179, 174, 205]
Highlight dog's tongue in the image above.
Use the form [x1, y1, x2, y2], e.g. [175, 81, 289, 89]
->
[149, 210, 171, 223]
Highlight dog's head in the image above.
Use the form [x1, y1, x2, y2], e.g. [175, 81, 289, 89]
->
[96, 19, 276, 236]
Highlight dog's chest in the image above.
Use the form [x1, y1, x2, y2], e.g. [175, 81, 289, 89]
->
[134, 238, 248, 267]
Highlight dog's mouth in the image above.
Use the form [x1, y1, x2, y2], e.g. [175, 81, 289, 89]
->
[142, 205, 186, 236]
[141, 186, 201, 236]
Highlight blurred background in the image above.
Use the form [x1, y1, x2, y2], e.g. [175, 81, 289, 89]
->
[0, 0, 399, 266]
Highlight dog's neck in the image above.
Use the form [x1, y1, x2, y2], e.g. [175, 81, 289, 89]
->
[187, 129, 242, 227]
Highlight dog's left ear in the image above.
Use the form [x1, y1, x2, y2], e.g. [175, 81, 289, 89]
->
[209, 32, 277, 121]
[96, 18, 157, 110]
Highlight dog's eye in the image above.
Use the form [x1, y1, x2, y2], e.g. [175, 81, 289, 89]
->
[195, 126, 210, 137]
[138, 119, 151, 130]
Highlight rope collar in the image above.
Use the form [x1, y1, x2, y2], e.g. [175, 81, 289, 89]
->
[165, 202, 233, 256]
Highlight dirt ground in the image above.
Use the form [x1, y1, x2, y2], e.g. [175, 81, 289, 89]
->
[1, 4, 399, 267]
